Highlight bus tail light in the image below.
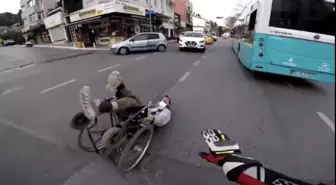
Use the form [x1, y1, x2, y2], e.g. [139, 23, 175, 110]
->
[259, 38, 264, 42]
[259, 53, 264, 57]
[259, 43, 264, 47]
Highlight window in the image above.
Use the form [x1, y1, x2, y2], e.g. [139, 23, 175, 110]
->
[27, 0, 36, 7]
[147, 33, 159, 40]
[269, 0, 334, 35]
[29, 13, 37, 22]
[37, 12, 43, 20]
[146, 0, 149, 4]
[183, 32, 203, 37]
[248, 10, 257, 31]
[154, 0, 157, 7]
[133, 34, 148, 41]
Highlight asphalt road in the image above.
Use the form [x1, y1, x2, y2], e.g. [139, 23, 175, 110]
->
[0, 40, 334, 185]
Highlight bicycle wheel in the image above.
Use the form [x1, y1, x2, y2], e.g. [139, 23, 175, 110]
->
[117, 124, 154, 172]
[78, 128, 105, 152]
[101, 127, 127, 149]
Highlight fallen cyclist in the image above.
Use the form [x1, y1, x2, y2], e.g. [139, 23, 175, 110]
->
[71, 70, 171, 132]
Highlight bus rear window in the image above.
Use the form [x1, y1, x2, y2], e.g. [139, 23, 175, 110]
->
[269, 0, 335, 36]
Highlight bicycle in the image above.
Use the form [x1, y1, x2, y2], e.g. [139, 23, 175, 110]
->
[71, 97, 155, 172]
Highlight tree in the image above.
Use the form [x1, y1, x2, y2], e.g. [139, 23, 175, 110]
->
[0, 12, 22, 26]
[0, 31, 26, 44]
[218, 26, 226, 36]
[224, 15, 239, 29]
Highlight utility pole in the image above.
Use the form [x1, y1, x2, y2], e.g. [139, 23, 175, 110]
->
[149, 12, 152, 32]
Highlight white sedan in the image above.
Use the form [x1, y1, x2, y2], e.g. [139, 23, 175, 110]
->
[179, 32, 206, 52]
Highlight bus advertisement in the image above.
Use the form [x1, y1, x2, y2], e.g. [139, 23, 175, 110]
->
[231, 0, 335, 83]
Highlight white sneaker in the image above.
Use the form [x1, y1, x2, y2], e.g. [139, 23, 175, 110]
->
[79, 86, 98, 120]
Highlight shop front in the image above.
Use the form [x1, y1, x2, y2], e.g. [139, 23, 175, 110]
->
[44, 11, 68, 43]
[67, 0, 146, 47]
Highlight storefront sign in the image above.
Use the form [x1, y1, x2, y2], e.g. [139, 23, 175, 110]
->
[70, 1, 145, 23]
[44, 12, 64, 29]
[123, 5, 144, 15]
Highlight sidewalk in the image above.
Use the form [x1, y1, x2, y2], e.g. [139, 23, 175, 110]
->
[15, 40, 177, 51]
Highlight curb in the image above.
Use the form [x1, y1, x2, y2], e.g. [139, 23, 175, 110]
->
[33, 45, 110, 51]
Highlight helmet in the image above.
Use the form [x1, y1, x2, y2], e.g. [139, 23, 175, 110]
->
[106, 71, 123, 94]
[70, 112, 91, 130]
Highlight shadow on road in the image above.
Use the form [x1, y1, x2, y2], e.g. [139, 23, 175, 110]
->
[237, 63, 327, 95]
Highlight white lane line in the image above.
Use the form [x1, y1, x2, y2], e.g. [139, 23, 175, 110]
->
[0, 64, 36, 75]
[134, 56, 148, 60]
[40, 79, 77, 94]
[193, 60, 201, 67]
[1, 86, 25, 95]
[201, 55, 206, 59]
[317, 112, 335, 132]
[179, 71, 191, 82]
[97, 64, 120, 72]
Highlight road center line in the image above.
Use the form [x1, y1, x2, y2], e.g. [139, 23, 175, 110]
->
[179, 71, 191, 82]
[134, 56, 147, 60]
[317, 112, 335, 132]
[0, 86, 25, 95]
[97, 64, 120, 72]
[40, 79, 77, 94]
[193, 60, 201, 67]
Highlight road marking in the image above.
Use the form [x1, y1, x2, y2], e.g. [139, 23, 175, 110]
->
[201, 55, 207, 59]
[40, 79, 76, 94]
[134, 55, 147, 60]
[0, 63, 36, 75]
[193, 60, 201, 67]
[0, 86, 25, 95]
[179, 71, 191, 82]
[97, 64, 120, 72]
[317, 112, 335, 132]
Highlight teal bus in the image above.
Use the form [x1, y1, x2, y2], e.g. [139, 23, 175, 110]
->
[231, 0, 335, 83]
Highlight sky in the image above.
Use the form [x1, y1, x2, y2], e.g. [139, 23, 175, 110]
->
[0, 0, 20, 14]
[191, 0, 249, 25]
[0, 0, 249, 21]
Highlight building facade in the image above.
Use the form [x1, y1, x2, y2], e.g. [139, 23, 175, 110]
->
[20, 0, 56, 43]
[44, 8, 68, 43]
[174, 0, 186, 33]
[185, 0, 193, 30]
[63, 0, 175, 47]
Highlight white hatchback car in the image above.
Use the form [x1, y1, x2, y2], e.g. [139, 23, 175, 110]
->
[179, 32, 206, 52]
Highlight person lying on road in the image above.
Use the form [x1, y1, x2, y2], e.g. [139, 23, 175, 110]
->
[77, 70, 171, 128]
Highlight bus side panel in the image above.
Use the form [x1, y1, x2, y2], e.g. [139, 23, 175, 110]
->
[238, 42, 254, 69]
[249, 33, 335, 83]
[232, 39, 239, 54]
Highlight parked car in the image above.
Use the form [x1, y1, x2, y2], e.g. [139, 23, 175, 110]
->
[179, 31, 206, 52]
[3, 39, 16, 46]
[25, 41, 33, 47]
[111, 32, 167, 55]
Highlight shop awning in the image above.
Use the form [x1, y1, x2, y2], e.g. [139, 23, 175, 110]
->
[65, 16, 102, 27]
[154, 13, 171, 20]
